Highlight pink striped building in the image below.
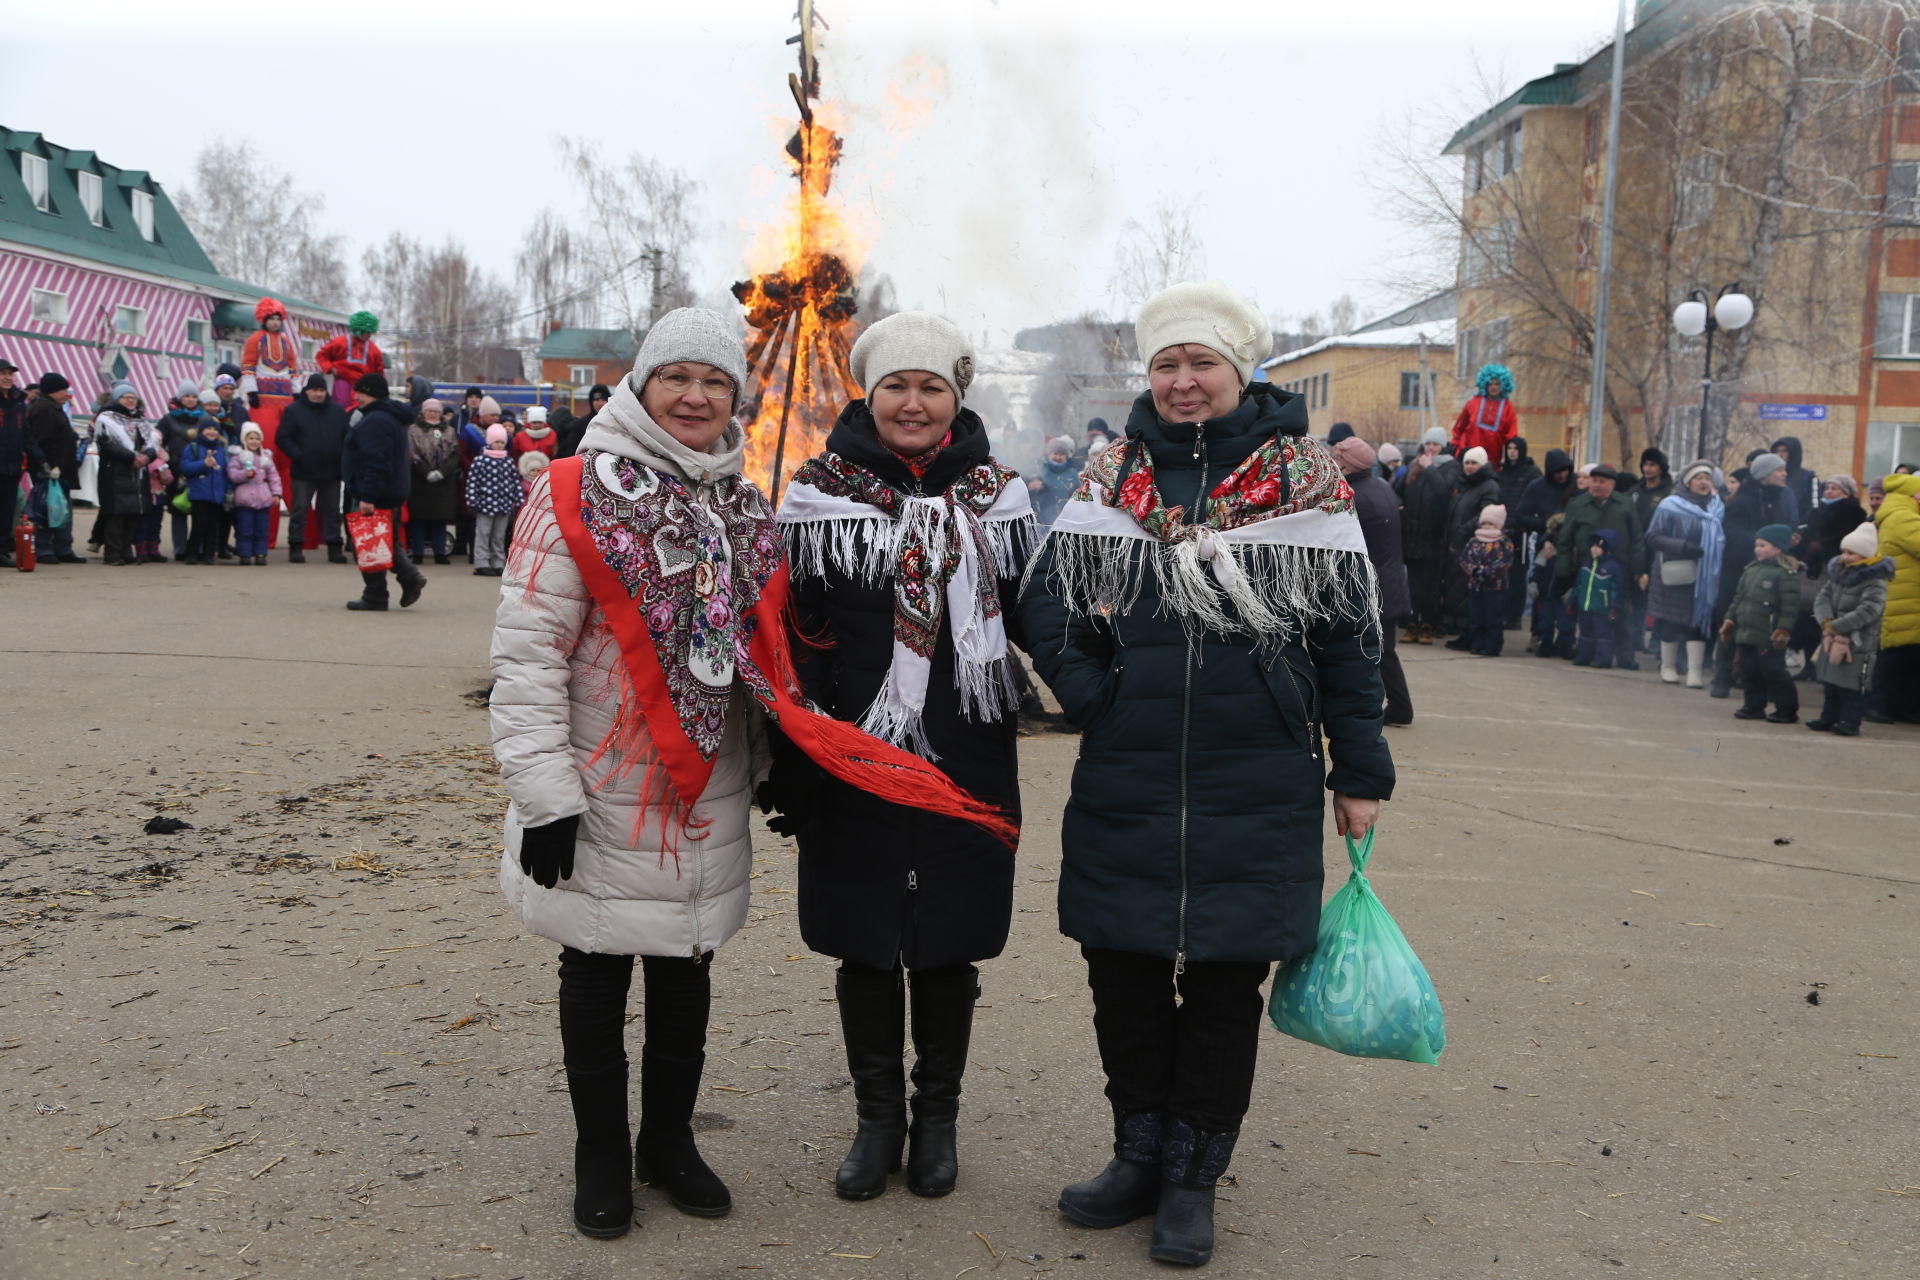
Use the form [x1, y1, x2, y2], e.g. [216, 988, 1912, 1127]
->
[0, 127, 344, 411]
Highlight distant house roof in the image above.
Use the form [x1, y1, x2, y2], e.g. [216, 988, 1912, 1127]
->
[0, 125, 344, 320]
[1261, 319, 1456, 372]
[1352, 289, 1456, 335]
[539, 327, 642, 362]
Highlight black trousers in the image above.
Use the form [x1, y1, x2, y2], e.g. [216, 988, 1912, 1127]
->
[1083, 947, 1271, 1133]
[186, 500, 223, 561]
[1379, 620, 1412, 724]
[1871, 643, 1920, 721]
[1736, 644, 1797, 717]
[557, 948, 713, 1077]
[1466, 588, 1505, 654]
[1406, 560, 1445, 629]
[356, 504, 424, 603]
[1817, 683, 1864, 729]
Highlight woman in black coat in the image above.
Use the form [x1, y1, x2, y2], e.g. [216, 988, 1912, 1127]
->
[91, 383, 156, 566]
[1016, 283, 1393, 1269]
[1397, 428, 1459, 642]
[769, 312, 1033, 1205]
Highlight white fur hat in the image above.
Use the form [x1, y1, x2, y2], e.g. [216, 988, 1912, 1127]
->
[1134, 282, 1273, 385]
[1840, 522, 1879, 558]
[850, 311, 975, 401]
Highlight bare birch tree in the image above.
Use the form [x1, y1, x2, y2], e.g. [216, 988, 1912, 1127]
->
[175, 139, 352, 310]
[1111, 203, 1206, 311]
[361, 233, 517, 380]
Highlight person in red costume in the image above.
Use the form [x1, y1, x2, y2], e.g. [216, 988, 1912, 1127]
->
[241, 297, 303, 549]
[316, 311, 386, 411]
[1450, 363, 1517, 471]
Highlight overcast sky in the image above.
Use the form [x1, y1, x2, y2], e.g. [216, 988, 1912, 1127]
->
[11, 0, 1617, 349]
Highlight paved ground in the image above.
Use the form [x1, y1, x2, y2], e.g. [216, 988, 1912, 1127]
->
[2, 552, 1917, 1280]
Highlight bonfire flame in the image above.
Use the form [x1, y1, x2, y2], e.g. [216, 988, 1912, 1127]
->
[735, 0, 861, 504]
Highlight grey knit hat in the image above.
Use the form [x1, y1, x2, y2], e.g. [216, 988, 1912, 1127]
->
[632, 308, 747, 401]
[1420, 426, 1447, 446]
[1749, 452, 1787, 481]
[850, 311, 975, 401]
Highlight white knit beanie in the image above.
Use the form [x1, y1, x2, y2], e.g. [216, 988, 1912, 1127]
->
[850, 311, 975, 401]
[1840, 522, 1879, 558]
[632, 308, 747, 400]
[1462, 446, 1489, 467]
[1133, 282, 1273, 385]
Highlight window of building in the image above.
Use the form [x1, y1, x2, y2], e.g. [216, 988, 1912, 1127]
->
[1456, 318, 1510, 380]
[130, 188, 155, 241]
[302, 339, 320, 364]
[1888, 163, 1920, 225]
[21, 152, 50, 212]
[1498, 118, 1523, 177]
[1319, 372, 1330, 409]
[1462, 219, 1515, 287]
[1875, 291, 1920, 356]
[1897, 23, 1920, 93]
[218, 344, 241, 369]
[29, 288, 68, 325]
[113, 305, 145, 337]
[1399, 371, 1438, 410]
[1675, 152, 1721, 230]
[78, 170, 103, 226]
[1865, 422, 1920, 478]
[569, 364, 596, 386]
[186, 319, 209, 347]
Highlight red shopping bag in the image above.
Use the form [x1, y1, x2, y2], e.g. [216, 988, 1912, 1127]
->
[345, 509, 394, 573]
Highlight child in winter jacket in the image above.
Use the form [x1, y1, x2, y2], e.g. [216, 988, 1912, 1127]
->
[1531, 511, 1569, 657]
[1808, 522, 1893, 736]
[1720, 522, 1802, 722]
[1573, 529, 1624, 668]
[510, 407, 560, 462]
[227, 422, 283, 565]
[465, 424, 523, 577]
[179, 418, 229, 565]
[517, 448, 549, 501]
[1459, 503, 1515, 656]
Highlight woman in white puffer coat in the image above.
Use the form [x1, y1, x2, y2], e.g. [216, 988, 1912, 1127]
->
[490, 310, 770, 1237]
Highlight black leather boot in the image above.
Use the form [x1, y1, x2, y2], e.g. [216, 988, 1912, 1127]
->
[1058, 1110, 1163, 1227]
[834, 966, 906, 1200]
[565, 1065, 634, 1238]
[1149, 1119, 1237, 1266]
[326, 542, 347, 564]
[905, 965, 978, 1197]
[635, 1051, 731, 1216]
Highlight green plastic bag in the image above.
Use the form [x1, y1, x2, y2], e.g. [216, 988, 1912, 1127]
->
[1268, 830, 1445, 1064]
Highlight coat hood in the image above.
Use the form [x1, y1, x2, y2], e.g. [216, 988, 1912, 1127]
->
[1508, 434, 1530, 463]
[1542, 447, 1573, 481]
[1883, 472, 1920, 500]
[1829, 553, 1897, 585]
[1588, 526, 1623, 560]
[1769, 436, 1804, 470]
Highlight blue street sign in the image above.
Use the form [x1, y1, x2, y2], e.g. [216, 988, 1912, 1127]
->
[1756, 403, 1827, 421]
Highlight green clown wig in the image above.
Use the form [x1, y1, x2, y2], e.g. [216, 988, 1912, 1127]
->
[348, 311, 379, 337]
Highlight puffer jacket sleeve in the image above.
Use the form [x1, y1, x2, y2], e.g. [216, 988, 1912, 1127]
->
[1827, 575, 1886, 638]
[489, 475, 592, 827]
[1014, 539, 1117, 725]
[1306, 583, 1395, 801]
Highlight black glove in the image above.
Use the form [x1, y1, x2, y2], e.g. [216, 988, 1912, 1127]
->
[756, 777, 814, 839]
[518, 813, 581, 888]
[246, 392, 260, 410]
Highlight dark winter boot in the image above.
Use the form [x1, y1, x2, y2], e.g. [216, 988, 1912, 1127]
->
[1058, 1110, 1164, 1228]
[327, 542, 348, 564]
[834, 966, 907, 1200]
[565, 1065, 634, 1239]
[905, 965, 978, 1197]
[289, 546, 305, 563]
[635, 1051, 731, 1216]
[1149, 1119, 1238, 1267]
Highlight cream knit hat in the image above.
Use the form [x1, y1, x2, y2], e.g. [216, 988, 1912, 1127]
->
[850, 311, 975, 401]
[1133, 282, 1273, 384]
[1840, 522, 1879, 558]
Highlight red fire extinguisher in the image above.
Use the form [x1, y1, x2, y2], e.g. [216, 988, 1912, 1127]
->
[13, 508, 35, 572]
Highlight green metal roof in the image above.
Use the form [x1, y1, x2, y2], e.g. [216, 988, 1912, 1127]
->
[1443, 0, 1719, 154]
[538, 327, 642, 361]
[0, 125, 344, 320]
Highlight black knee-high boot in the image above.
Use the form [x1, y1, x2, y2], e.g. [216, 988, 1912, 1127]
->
[634, 953, 730, 1217]
[906, 964, 978, 1197]
[557, 948, 635, 1239]
[834, 965, 906, 1200]
[1149, 1119, 1239, 1267]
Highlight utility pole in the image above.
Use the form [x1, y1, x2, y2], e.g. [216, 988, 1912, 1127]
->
[1585, 0, 1629, 466]
[1417, 335, 1435, 439]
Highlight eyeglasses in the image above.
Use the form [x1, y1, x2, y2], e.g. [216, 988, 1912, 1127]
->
[652, 372, 736, 400]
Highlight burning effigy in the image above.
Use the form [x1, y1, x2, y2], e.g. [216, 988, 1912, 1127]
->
[733, 0, 862, 504]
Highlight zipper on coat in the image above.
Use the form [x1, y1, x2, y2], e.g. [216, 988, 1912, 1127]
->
[908, 869, 918, 891]
[1174, 431, 1210, 976]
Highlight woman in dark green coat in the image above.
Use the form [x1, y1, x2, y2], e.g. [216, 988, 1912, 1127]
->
[1016, 282, 1395, 1269]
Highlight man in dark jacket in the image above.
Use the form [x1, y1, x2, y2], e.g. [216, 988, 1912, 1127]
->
[558, 383, 610, 458]
[1397, 428, 1459, 641]
[341, 372, 426, 611]
[277, 374, 352, 563]
[1770, 436, 1820, 519]
[0, 357, 48, 567]
[26, 373, 85, 563]
[1334, 436, 1413, 725]
[1554, 463, 1647, 668]
[1516, 448, 1576, 652]
[1624, 447, 1675, 655]
[1495, 437, 1542, 625]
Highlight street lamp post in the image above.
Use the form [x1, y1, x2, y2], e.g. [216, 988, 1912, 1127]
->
[1671, 284, 1755, 462]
